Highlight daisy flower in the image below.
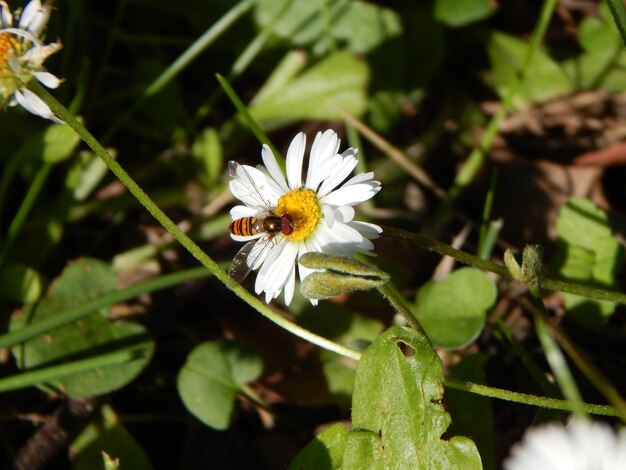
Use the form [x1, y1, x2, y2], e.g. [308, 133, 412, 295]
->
[0, 0, 63, 122]
[504, 420, 626, 470]
[228, 129, 382, 305]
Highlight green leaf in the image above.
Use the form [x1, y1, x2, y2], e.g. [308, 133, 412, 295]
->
[10, 258, 154, 396]
[290, 327, 481, 469]
[11, 122, 80, 165]
[0, 262, 42, 303]
[312, 307, 383, 408]
[345, 326, 482, 469]
[579, 2, 619, 52]
[254, 0, 401, 54]
[177, 340, 263, 430]
[71, 404, 153, 470]
[41, 123, 81, 163]
[289, 423, 348, 470]
[434, 0, 496, 27]
[553, 197, 624, 324]
[412, 268, 496, 349]
[249, 51, 369, 131]
[486, 31, 571, 107]
[191, 127, 223, 187]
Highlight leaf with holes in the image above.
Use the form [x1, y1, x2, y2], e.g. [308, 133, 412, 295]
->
[290, 327, 482, 469]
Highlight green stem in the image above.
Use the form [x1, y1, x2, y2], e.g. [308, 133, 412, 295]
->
[607, 0, 626, 48]
[445, 378, 618, 417]
[215, 73, 283, 164]
[0, 345, 148, 392]
[520, 297, 626, 423]
[0, 161, 53, 267]
[0, 267, 210, 349]
[377, 283, 423, 332]
[382, 225, 626, 306]
[101, 0, 254, 144]
[534, 316, 587, 418]
[435, 0, 557, 225]
[29, 82, 359, 362]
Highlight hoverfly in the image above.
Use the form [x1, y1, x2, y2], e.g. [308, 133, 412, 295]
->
[227, 161, 293, 284]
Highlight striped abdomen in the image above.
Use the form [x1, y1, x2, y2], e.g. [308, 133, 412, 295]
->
[229, 215, 293, 237]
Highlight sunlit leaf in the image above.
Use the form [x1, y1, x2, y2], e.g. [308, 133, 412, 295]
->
[254, 0, 401, 54]
[249, 51, 369, 130]
[434, 0, 497, 27]
[487, 31, 571, 107]
[291, 327, 482, 469]
[345, 326, 482, 468]
[10, 258, 154, 396]
[412, 268, 495, 349]
[177, 340, 263, 430]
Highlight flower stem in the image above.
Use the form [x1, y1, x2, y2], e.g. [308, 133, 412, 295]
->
[382, 225, 626, 306]
[444, 378, 618, 417]
[377, 283, 423, 333]
[29, 81, 360, 362]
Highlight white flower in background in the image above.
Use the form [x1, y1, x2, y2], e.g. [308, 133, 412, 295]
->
[504, 420, 626, 470]
[228, 129, 382, 305]
[0, 0, 63, 122]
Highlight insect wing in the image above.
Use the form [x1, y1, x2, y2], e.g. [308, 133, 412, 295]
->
[228, 161, 273, 211]
[228, 236, 274, 284]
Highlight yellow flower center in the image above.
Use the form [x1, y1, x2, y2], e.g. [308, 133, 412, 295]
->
[0, 32, 21, 73]
[0, 32, 25, 104]
[275, 188, 322, 242]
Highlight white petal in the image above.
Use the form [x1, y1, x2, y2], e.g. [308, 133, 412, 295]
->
[230, 205, 260, 219]
[249, 237, 274, 270]
[20, 0, 50, 37]
[335, 205, 355, 223]
[317, 153, 358, 198]
[305, 130, 339, 190]
[321, 204, 335, 228]
[320, 183, 380, 207]
[256, 164, 287, 199]
[21, 41, 61, 64]
[344, 171, 376, 186]
[14, 88, 62, 122]
[35, 71, 62, 89]
[283, 261, 296, 305]
[229, 164, 280, 210]
[261, 145, 288, 193]
[255, 242, 285, 294]
[0, 1, 13, 27]
[286, 132, 305, 189]
[349, 220, 382, 239]
[263, 242, 298, 298]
